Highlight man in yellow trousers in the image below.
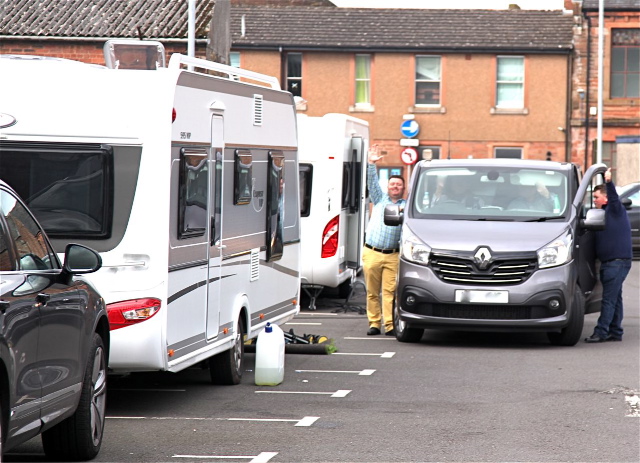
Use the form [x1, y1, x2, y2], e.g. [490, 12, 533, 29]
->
[362, 144, 406, 336]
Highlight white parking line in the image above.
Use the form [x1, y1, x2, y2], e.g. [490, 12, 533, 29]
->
[173, 452, 278, 462]
[295, 369, 376, 376]
[344, 336, 397, 340]
[285, 322, 323, 325]
[255, 390, 351, 398]
[332, 351, 396, 358]
[226, 416, 319, 427]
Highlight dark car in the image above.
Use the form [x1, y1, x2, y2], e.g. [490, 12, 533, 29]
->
[617, 182, 640, 258]
[0, 180, 109, 460]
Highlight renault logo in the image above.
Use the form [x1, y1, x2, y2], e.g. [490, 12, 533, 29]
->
[474, 247, 492, 269]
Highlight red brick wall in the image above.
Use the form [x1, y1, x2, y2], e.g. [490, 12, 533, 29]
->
[570, 5, 640, 169]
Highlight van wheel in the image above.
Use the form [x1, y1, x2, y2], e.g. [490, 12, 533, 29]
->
[42, 333, 107, 461]
[209, 316, 245, 385]
[393, 299, 423, 343]
[548, 290, 585, 346]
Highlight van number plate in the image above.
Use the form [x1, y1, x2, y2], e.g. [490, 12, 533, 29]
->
[455, 290, 508, 304]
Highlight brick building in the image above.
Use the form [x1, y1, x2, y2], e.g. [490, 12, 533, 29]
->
[571, 0, 640, 185]
[1, 1, 636, 182]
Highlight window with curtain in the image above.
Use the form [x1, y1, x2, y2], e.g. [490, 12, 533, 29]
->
[496, 56, 524, 108]
[415, 56, 441, 105]
[286, 53, 302, 97]
[611, 29, 640, 99]
[355, 54, 371, 106]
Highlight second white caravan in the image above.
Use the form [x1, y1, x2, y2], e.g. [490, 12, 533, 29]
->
[297, 114, 368, 308]
[0, 45, 301, 384]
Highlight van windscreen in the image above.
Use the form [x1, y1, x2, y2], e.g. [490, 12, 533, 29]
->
[412, 166, 569, 221]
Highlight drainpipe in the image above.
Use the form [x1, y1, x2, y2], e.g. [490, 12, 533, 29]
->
[565, 53, 572, 162]
[188, 0, 196, 58]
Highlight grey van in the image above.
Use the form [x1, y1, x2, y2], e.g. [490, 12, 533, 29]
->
[384, 159, 607, 346]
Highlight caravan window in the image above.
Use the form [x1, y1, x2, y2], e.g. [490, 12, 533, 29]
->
[0, 142, 112, 239]
[178, 149, 209, 239]
[299, 164, 313, 217]
[266, 151, 285, 261]
[234, 150, 253, 205]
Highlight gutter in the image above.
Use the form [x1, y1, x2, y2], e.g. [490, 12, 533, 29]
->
[0, 36, 208, 44]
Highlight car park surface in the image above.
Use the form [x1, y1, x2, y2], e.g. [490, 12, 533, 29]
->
[0, 180, 109, 461]
[4, 267, 639, 463]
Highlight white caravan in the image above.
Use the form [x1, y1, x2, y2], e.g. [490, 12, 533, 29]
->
[297, 114, 368, 308]
[0, 45, 300, 384]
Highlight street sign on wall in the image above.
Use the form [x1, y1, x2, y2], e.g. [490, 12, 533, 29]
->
[400, 119, 420, 138]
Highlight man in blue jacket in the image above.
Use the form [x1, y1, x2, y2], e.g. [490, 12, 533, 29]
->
[585, 168, 633, 343]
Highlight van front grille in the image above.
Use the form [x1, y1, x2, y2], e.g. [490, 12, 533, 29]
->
[430, 253, 537, 285]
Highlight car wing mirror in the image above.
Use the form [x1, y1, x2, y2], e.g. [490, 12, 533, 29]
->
[63, 244, 102, 274]
[621, 197, 632, 211]
[384, 204, 403, 226]
[581, 208, 606, 231]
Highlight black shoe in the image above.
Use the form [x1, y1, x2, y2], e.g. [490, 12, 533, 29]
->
[606, 335, 622, 342]
[385, 329, 396, 337]
[584, 334, 607, 343]
[367, 327, 381, 336]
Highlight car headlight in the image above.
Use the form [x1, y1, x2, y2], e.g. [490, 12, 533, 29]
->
[401, 227, 431, 265]
[537, 230, 573, 269]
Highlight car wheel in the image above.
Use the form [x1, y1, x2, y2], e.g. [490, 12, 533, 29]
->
[42, 332, 107, 461]
[393, 298, 423, 343]
[209, 315, 245, 385]
[548, 289, 585, 346]
[1, 397, 4, 461]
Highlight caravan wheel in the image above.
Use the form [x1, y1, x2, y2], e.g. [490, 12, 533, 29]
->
[209, 316, 245, 385]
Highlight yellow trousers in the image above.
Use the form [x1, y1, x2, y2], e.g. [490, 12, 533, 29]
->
[362, 246, 399, 332]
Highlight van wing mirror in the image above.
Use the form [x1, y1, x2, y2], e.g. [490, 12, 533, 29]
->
[581, 208, 606, 231]
[384, 204, 403, 226]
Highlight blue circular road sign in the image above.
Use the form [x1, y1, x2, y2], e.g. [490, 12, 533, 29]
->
[400, 119, 420, 138]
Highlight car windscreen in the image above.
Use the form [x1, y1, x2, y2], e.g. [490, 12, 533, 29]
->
[411, 165, 569, 221]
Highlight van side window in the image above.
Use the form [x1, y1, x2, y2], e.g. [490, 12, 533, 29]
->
[0, 190, 58, 271]
[234, 150, 253, 205]
[178, 149, 208, 239]
[299, 164, 313, 218]
[266, 151, 285, 261]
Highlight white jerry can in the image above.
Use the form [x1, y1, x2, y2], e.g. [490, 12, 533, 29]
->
[254, 322, 285, 386]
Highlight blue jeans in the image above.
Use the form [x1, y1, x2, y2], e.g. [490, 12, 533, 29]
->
[594, 259, 632, 339]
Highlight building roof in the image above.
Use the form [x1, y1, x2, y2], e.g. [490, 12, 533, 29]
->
[0, 0, 215, 39]
[582, 0, 640, 11]
[230, 7, 574, 53]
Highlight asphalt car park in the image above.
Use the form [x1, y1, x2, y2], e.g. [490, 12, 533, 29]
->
[4, 268, 639, 462]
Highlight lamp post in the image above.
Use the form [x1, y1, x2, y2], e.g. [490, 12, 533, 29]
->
[596, 0, 603, 164]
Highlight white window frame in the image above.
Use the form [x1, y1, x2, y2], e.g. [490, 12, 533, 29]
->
[415, 55, 441, 106]
[354, 54, 372, 108]
[496, 56, 524, 109]
[494, 147, 523, 159]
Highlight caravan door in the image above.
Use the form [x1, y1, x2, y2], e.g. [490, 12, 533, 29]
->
[344, 135, 366, 274]
[206, 116, 224, 339]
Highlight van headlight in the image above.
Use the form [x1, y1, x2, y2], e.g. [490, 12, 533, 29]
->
[401, 227, 431, 265]
[537, 231, 573, 269]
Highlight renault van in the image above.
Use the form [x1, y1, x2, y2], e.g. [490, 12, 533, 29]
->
[384, 159, 607, 346]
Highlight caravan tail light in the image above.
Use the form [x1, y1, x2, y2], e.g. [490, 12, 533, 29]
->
[107, 298, 161, 331]
[321, 215, 340, 258]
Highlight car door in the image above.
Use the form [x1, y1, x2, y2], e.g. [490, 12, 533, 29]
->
[0, 189, 44, 444]
[573, 163, 607, 313]
[1, 189, 85, 423]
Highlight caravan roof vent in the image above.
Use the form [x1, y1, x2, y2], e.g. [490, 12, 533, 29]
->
[253, 94, 263, 126]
